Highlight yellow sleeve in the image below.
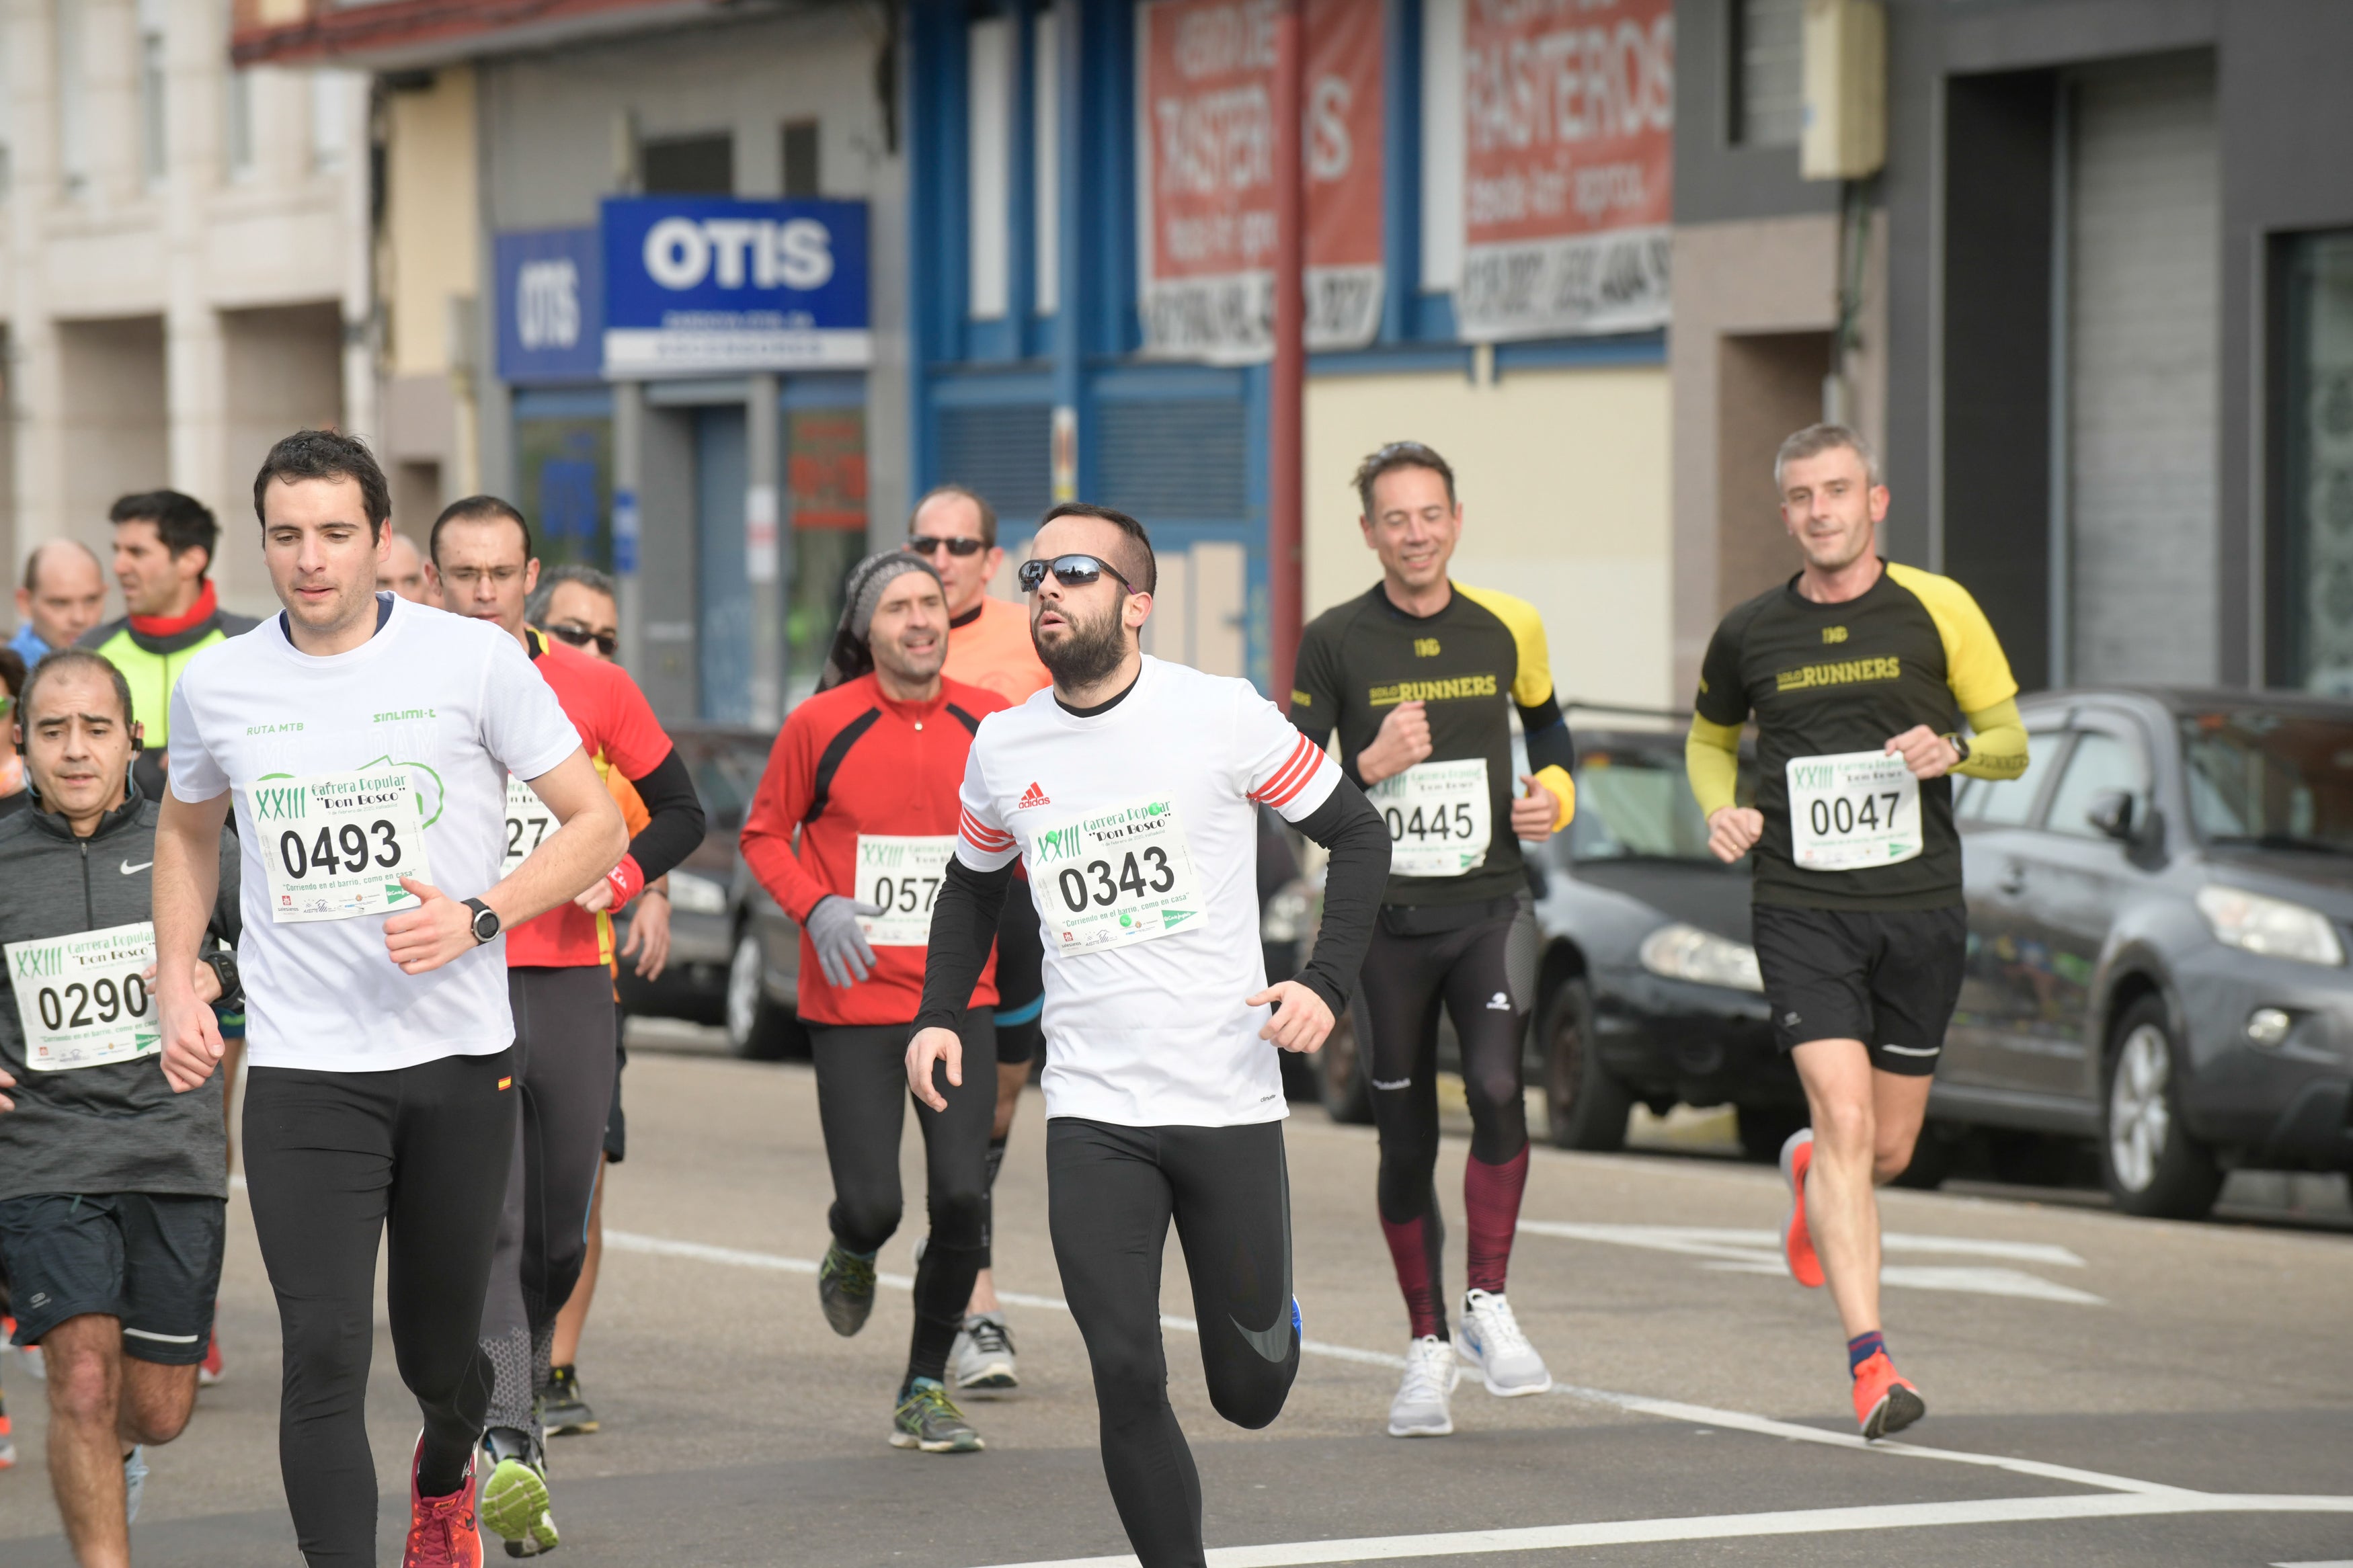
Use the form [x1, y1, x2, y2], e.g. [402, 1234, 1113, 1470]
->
[1954, 697, 2030, 781]
[1883, 562, 2020, 714]
[1453, 582, 1556, 708]
[1685, 716, 1743, 819]
[1529, 764, 1576, 833]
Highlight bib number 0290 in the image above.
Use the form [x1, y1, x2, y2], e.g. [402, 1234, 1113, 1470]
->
[5, 921, 163, 1072]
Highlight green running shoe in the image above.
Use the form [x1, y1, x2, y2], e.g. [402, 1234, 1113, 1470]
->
[818, 1242, 879, 1338]
[478, 1428, 560, 1557]
[889, 1378, 985, 1454]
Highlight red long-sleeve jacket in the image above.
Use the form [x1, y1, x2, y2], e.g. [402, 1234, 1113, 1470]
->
[740, 673, 1007, 1026]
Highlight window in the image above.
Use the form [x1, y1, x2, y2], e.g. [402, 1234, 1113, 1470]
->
[641, 133, 733, 195]
[781, 120, 820, 197]
[1964, 732, 2061, 826]
[2182, 708, 2353, 854]
[2281, 230, 2353, 694]
[57, 0, 89, 194]
[312, 70, 354, 173]
[2041, 731, 2145, 839]
[1031, 5, 1060, 315]
[1732, 0, 1804, 148]
[138, 0, 167, 186]
[1419, 0, 1464, 293]
[965, 16, 1012, 321]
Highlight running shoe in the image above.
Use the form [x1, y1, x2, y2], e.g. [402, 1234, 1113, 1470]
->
[1457, 1289, 1552, 1397]
[477, 1428, 559, 1557]
[1, 1388, 14, 1470]
[818, 1241, 879, 1338]
[889, 1378, 985, 1453]
[537, 1366, 600, 1437]
[1780, 1127, 1826, 1290]
[1851, 1350, 1925, 1441]
[952, 1313, 1019, 1393]
[200, 1328, 225, 1387]
[403, 1434, 483, 1568]
[124, 1445, 149, 1524]
[1386, 1334, 1460, 1438]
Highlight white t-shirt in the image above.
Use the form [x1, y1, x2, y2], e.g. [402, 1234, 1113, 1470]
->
[955, 657, 1341, 1127]
[167, 595, 581, 1072]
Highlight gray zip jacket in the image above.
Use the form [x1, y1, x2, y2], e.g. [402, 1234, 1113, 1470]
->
[0, 787, 240, 1201]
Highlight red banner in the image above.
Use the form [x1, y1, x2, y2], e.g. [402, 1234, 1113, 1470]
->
[1457, 0, 1673, 339]
[1137, 0, 1386, 361]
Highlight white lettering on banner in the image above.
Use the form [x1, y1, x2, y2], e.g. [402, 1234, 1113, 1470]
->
[515, 259, 581, 349]
[7, 921, 161, 1073]
[641, 216, 834, 292]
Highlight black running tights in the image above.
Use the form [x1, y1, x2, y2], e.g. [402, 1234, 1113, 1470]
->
[810, 1008, 995, 1383]
[243, 1050, 518, 1568]
[1048, 1117, 1298, 1568]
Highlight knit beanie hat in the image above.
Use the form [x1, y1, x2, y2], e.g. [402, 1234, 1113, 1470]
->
[815, 549, 946, 693]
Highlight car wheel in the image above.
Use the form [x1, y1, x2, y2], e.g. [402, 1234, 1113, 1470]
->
[1734, 1103, 1807, 1163]
[1317, 1002, 1375, 1124]
[1542, 978, 1630, 1151]
[2100, 996, 2223, 1219]
[725, 930, 795, 1061]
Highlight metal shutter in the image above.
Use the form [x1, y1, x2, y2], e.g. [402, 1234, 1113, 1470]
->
[1095, 400, 1248, 523]
[936, 403, 1052, 524]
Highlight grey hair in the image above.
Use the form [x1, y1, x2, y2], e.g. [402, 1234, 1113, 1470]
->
[1773, 423, 1882, 491]
[526, 563, 619, 625]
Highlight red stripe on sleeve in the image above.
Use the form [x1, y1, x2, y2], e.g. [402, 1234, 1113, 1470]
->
[1250, 735, 1319, 804]
[961, 808, 1015, 850]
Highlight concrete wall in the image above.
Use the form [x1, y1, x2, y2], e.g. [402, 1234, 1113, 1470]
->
[377, 67, 483, 519]
[1304, 364, 1675, 710]
[55, 317, 169, 559]
[221, 303, 347, 598]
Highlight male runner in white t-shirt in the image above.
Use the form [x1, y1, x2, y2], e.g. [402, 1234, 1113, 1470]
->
[909, 503, 1390, 1568]
[150, 429, 627, 1568]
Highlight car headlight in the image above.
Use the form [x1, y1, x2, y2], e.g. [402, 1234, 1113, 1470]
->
[665, 870, 729, 916]
[1637, 922, 1765, 993]
[2194, 884, 2344, 966]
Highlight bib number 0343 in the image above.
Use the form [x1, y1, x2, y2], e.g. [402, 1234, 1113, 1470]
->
[253, 768, 434, 923]
[1027, 798, 1203, 955]
[1785, 750, 1922, 871]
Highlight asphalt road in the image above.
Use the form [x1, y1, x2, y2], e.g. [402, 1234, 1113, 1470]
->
[5, 1040, 2350, 1567]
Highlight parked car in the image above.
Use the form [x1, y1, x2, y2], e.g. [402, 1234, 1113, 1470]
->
[1943, 687, 2353, 1217]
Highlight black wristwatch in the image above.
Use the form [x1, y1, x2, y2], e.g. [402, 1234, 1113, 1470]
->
[200, 947, 241, 1009]
[1946, 733, 1972, 766]
[463, 898, 502, 945]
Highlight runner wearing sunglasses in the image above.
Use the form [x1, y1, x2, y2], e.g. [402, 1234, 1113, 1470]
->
[1289, 441, 1578, 1438]
[908, 485, 1051, 1394]
[910, 503, 1390, 1568]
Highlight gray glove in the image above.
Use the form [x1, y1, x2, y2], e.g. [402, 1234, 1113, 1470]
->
[805, 895, 884, 988]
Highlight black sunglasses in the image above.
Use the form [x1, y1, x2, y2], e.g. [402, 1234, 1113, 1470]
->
[1016, 554, 1137, 594]
[907, 534, 988, 558]
[545, 622, 618, 657]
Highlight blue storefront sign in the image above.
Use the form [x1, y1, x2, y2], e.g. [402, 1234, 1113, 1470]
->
[600, 197, 870, 377]
[494, 227, 604, 384]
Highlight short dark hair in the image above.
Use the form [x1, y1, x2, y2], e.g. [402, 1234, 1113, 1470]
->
[253, 429, 391, 542]
[0, 648, 24, 704]
[912, 484, 999, 548]
[526, 563, 617, 624]
[1352, 441, 1458, 518]
[19, 648, 136, 731]
[110, 491, 220, 579]
[430, 495, 533, 566]
[1039, 501, 1156, 595]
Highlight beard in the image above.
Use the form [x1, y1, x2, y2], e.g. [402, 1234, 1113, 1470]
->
[1033, 596, 1128, 689]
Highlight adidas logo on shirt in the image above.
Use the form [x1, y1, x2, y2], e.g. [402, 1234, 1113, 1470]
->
[1017, 782, 1051, 810]
[1486, 991, 1510, 1011]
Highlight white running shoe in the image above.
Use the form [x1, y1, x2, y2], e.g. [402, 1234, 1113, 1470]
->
[952, 1313, 1019, 1393]
[124, 1445, 149, 1524]
[1457, 1289, 1552, 1397]
[1387, 1334, 1460, 1437]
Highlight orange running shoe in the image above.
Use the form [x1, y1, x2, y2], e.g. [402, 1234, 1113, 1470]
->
[199, 1327, 225, 1387]
[402, 1434, 483, 1568]
[1778, 1128, 1825, 1289]
[1851, 1350, 1925, 1440]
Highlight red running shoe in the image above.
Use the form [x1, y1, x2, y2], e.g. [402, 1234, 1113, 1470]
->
[402, 1434, 483, 1568]
[1852, 1350, 1925, 1440]
[1779, 1128, 1825, 1288]
[199, 1328, 225, 1387]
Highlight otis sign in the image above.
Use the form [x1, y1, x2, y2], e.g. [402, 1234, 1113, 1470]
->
[600, 197, 870, 376]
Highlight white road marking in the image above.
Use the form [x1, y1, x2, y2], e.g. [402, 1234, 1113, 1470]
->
[969, 1491, 2353, 1568]
[2274, 1561, 2353, 1566]
[1518, 1221, 2103, 1304]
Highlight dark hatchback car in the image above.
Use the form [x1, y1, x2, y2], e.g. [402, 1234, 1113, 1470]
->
[1942, 688, 2353, 1217]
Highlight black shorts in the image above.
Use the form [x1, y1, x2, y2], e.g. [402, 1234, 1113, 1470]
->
[1751, 904, 1967, 1077]
[604, 1031, 628, 1163]
[994, 871, 1045, 1065]
[0, 1191, 226, 1361]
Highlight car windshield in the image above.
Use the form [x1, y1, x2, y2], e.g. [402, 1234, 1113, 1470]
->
[2180, 709, 2353, 854]
[1566, 747, 1728, 864]
[691, 739, 770, 832]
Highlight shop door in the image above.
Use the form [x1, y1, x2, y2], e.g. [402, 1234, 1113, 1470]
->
[696, 405, 750, 724]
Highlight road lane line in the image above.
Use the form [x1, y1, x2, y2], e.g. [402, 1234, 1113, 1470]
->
[967, 1492, 2353, 1568]
[604, 1229, 2184, 1496]
[1517, 1221, 2104, 1303]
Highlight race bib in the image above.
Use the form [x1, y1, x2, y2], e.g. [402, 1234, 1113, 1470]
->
[1786, 751, 1922, 870]
[253, 768, 434, 923]
[6, 921, 160, 1072]
[1026, 798, 1203, 955]
[854, 835, 957, 947]
[1367, 757, 1492, 877]
[503, 775, 554, 876]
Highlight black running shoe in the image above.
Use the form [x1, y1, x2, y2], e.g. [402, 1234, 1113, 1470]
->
[819, 1242, 879, 1337]
[538, 1365, 599, 1437]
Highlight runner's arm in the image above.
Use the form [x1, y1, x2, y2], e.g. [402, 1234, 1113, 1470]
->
[491, 749, 630, 924]
[616, 746, 705, 891]
[1286, 624, 1342, 768]
[737, 713, 836, 923]
[914, 856, 1012, 1036]
[1287, 777, 1387, 1018]
[1687, 716, 1744, 819]
[1953, 697, 2030, 781]
[154, 785, 232, 1091]
[1516, 691, 1577, 832]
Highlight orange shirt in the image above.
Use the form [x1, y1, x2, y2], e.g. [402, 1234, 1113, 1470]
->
[943, 595, 1051, 706]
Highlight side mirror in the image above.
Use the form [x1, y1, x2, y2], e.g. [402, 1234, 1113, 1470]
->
[2086, 788, 2137, 843]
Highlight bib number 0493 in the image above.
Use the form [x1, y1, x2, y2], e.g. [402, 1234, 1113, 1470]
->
[253, 768, 435, 923]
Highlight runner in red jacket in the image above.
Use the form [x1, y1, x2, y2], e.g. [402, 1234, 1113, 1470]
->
[740, 549, 1008, 1454]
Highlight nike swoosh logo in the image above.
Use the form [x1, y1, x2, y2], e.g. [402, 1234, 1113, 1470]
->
[1229, 1150, 1297, 1364]
[120, 860, 153, 875]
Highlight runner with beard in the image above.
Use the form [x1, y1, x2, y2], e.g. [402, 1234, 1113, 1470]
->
[910, 503, 1390, 1567]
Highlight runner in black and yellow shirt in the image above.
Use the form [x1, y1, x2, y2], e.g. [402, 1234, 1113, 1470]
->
[1292, 441, 1575, 1439]
[1688, 423, 2027, 1440]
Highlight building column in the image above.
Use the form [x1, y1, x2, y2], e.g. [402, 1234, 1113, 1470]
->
[165, 302, 233, 593]
[613, 379, 647, 673]
[746, 372, 783, 728]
